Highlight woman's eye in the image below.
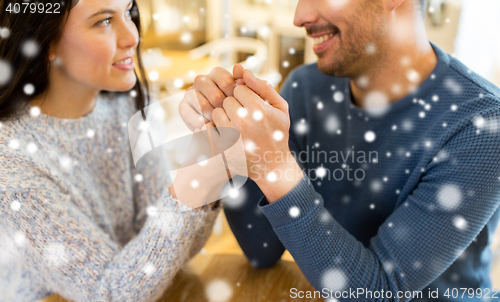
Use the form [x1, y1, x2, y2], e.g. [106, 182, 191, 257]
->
[126, 9, 132, 19]
[96, 18, 111, 28]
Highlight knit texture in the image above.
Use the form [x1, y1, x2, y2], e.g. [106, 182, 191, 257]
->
[0, 94, 221, 302]
[224, 43, 500, 301]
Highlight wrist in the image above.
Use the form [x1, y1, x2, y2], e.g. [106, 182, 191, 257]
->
[254, 154, 304, 203]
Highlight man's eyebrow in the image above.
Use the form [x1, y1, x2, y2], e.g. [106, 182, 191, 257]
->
[86, 1, 133, 20]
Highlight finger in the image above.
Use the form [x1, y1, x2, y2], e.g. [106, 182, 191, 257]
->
[233, 84, 267, 109]
[222, 97, 244, 121]
[209, 67, 237, 97]
[179, 101, 205, 132]
[233, 64, 245, 83]
[235, 78, 245, 86]
[242, 69, 288, 113]
[194, 74, 227, 108]
[212, 107, 231, 128]
[194, 90, 215, 122]
[184, 88, 215, 123]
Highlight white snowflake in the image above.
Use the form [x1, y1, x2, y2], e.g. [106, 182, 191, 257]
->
[26, 142, 38, 154]
[43, 243, 69, 267]
[147, 206, 158, 217]
[180, 32, 193, 44]
[190, 179, 199, 188]
[23, 83, 35, 95]
[288, 47, 296, 55]
[292, 82, 298, 88]
[273, 130, 284, 141]
[322, 269, 347, 292]
[59, 156, 72, 169]
[444, 78, 462, 94]
[206, 279, 233, 302]
[295, 119, 308, 135]
[148, 70, 159, 81]
[173, 78, 184, 89]
[130, 90, 137, 98]
[134, 173, 144, 182]
[364, 131, 376, 143]
[289, 206, 300, 218]
[22, 40, 39, 57]
[237, 107, 247, 118]
[316, 166, 327, 179]
[333, 91, 344, 103]
[0, 27, 10, 38]
[86, 129, 95, 138]
[244, 140, 256, 152]
[317, 101, 324, 110]
[143, 262, 156, 276]
[266, 171, 277, 182]
[9, 139, 20, 149]
[402, 119, 413, 131]
[432, 95, 439, 102]
[437, 184, 462, 211]
[325, 115, 340, 134]
[0, 60, 12, 86]
[453, 215, 468, 230]
[370, 180, 382, 192]
[252, 110, 263, 121]
[10, 201, 21, 211]
[30, 106, 41, 117]
[282, 60, 290, 68]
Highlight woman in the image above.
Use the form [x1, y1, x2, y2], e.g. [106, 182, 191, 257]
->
[0, 0, 223, 301]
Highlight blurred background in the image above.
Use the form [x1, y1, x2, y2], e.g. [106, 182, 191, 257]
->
[135, 0, 500, 287]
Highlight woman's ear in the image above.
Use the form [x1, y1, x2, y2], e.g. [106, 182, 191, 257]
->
[48, 45, 56, 61]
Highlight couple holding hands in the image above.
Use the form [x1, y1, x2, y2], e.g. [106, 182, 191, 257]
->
[1, 0, 500, 301]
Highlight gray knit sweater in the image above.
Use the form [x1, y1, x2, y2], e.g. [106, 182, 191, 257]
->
[0, 94, 221, 302]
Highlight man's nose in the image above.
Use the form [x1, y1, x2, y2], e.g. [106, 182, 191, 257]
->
[294, 0, 319, 28]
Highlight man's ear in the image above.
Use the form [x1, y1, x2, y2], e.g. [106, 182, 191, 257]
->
[387, 0, 406, 11]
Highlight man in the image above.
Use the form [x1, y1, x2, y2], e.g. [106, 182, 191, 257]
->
[180, 0, 500, 300]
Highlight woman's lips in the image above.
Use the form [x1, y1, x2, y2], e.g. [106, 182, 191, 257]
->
[112, 57, 135, 71]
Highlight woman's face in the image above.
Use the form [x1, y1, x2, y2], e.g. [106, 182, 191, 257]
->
[51, 0, 139, 92]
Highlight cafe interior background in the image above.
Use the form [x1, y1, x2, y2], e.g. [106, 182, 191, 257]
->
[133, 0, 500, 288]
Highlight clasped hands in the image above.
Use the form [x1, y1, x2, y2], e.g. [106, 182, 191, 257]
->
[178, 64, 304, 203]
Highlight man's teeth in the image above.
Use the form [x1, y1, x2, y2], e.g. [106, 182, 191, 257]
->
[313, 33, 334, 45]
[114, 58, 132, 65]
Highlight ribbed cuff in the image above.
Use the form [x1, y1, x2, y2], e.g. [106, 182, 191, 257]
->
[257, 174, 321, 228]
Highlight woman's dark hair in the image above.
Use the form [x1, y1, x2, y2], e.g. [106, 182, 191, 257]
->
[0, 0, 150, 121]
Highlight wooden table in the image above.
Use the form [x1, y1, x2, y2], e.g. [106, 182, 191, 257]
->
[40, 253, 322, 302]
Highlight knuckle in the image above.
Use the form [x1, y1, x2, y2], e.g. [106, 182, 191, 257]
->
[220, 77, 235, 89]
[210, 91, 225, 102]
[194, 75, 207, 85]
[233, 85, 245, 96]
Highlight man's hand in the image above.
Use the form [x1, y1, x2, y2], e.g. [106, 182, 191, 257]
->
[179, 65, 245, 132]
[212, 69, 304, 203]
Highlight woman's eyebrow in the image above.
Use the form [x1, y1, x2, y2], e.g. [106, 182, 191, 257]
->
[86, 1, 133, 20]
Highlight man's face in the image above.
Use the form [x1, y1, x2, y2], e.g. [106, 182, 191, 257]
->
[294, 0, 388, 78]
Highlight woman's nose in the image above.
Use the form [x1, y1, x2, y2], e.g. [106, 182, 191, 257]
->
[118, 21, 139, 49]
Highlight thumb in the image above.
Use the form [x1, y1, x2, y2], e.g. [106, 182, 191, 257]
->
[242, 69, 288, 113]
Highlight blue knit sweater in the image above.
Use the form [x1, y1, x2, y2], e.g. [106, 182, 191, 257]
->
[224, 43, 500, 301]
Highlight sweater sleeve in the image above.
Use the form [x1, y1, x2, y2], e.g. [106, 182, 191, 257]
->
[0, 179, 212, 302]
[257, 107, 500, 301]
